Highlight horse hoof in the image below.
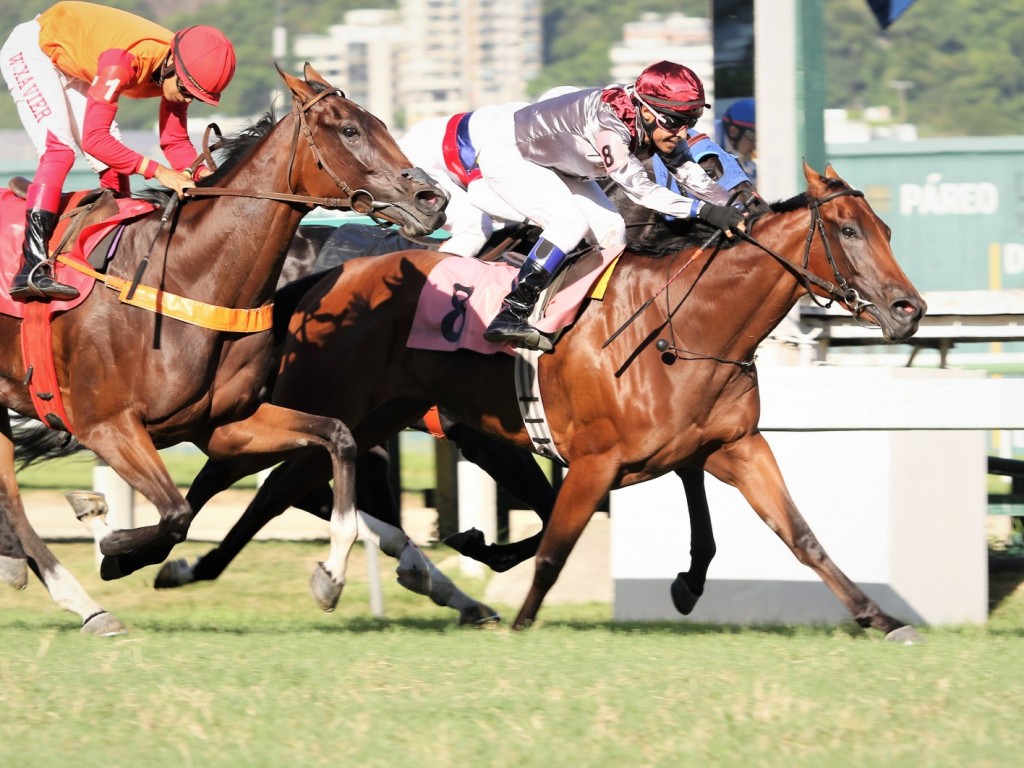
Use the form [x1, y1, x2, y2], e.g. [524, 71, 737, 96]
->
[885, 625, 924, 645]
[99, 556, 125, 582]
[458, 603, 501, 626]
[0, 555, 28, 590]
[82, 611, 128, 637]
[670, 573, 700, 615]
[443, 528, 486, 555]
[396, 542, 431, 596]
[154, 558, 195, 589]
[310, 561, 343, 612]
[65, 490, 108, 523]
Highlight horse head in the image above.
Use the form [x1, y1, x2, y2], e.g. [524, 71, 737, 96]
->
[277, 63, 448, 238]
[800, 162, 926, 342]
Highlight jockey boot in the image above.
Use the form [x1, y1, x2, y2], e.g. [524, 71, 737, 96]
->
[483, 238, 567, 352]
[9, 208, 79, 302]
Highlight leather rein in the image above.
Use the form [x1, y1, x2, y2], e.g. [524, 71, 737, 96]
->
[624, 187, 879, 370]
[123, 87, 415, 300]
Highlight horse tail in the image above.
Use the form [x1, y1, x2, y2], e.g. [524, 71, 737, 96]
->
[13, 419, 88, 469]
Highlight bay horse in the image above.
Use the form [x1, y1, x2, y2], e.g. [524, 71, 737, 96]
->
[174, 162, 927, 641]
[1, 63, 446, 634]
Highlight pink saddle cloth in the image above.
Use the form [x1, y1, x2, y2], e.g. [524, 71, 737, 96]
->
[407, 248, 619, 355]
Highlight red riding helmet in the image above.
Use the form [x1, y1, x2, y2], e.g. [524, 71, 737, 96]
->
[633, 60, 710, 115]
[172, 26, 236, 107]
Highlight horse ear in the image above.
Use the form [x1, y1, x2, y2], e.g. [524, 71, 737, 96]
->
[276, 62, 316, 101]
[823, 163, 839, 180]
[802, 159, 827, 195]
[303, 62, 334, 90]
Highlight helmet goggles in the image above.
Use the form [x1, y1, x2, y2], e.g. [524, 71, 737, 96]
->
[634, 92, 701, 134]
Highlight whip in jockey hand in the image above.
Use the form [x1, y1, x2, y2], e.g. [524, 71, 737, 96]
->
[0, 2, 236, 301]
[474, 60, 748, 352]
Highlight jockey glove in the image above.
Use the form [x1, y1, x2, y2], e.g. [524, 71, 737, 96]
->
[698, 203, 746, 232]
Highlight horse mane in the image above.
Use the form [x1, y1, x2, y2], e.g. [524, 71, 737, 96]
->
[626, 217, 746, 259]
[626, 177, 850, 259]
[135, 112, 278, 207]
[768, 175, 848, 214]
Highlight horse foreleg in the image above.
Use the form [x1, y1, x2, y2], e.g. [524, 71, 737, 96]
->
[670, 467, 716, 615]
[513, 461, 615, 630]
[0, 421, 125, 635]
[0, 506, 28, 590]
[159, 446, 398, 588]
[76, 416, 193, 576]
[705, 433, 922, 644]
[199, 404, 359, 611]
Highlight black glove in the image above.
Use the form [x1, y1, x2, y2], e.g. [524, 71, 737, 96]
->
[697, 203, 746, 232]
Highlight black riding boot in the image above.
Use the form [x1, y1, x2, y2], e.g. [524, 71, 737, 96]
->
[9, 208, 79, 301]
[483, 259, 556, 351]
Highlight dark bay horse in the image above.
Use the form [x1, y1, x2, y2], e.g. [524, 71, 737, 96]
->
[177, 163, 927, 641]
[1, 64, 446, 633]
[153, 219, 705, 601]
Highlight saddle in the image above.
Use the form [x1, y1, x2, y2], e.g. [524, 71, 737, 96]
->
[2, 179, 143, 432]
[7, 176, 121, 267]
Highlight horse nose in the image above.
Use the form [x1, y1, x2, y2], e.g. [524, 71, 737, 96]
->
[402, 167, 449, 215]
[891, 295, 927, 333]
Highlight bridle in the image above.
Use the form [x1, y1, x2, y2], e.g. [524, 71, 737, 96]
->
[183, 88, 408, 226]
[607, 186, 880, 370]
[127, 87, 422, 298]
[737, 187, 875, 320]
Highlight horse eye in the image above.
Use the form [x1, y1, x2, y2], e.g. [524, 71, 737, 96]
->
[841, 225, 857, 238]
[341, 126, 359, 139]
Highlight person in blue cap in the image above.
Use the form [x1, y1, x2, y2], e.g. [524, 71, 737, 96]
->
[717, 98, 756, 186]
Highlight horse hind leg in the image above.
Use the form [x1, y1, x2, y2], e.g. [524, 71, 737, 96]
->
[355, 511, 499, 625]
[0, 423, 125, 635]
[0, 509, 28, 590]
[2, 499, 124, 635]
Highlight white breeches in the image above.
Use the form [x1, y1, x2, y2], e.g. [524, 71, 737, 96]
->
[0, 19, 120, 173]
[400, 113, 525, 257]
[472, 109, 625, 254]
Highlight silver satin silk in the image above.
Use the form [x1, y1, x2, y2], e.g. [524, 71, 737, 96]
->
[512, 87, 730, 217]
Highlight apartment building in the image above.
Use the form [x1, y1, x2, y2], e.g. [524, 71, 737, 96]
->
[291, 10, 405, 128]
[292, 2, 542, 130]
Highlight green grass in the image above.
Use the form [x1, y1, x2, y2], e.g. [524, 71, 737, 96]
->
[1, 540, 1023, 766]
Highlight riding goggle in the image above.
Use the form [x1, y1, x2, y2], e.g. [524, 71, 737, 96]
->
[176, 78, 194, 100]
[635, 94, 700, 134]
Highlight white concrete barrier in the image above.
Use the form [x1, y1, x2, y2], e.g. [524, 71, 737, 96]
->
[611, 367, 1024, 627]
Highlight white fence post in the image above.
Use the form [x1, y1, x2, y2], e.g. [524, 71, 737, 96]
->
[457, 455, 497, 577]
[92, 459, 134, 530]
